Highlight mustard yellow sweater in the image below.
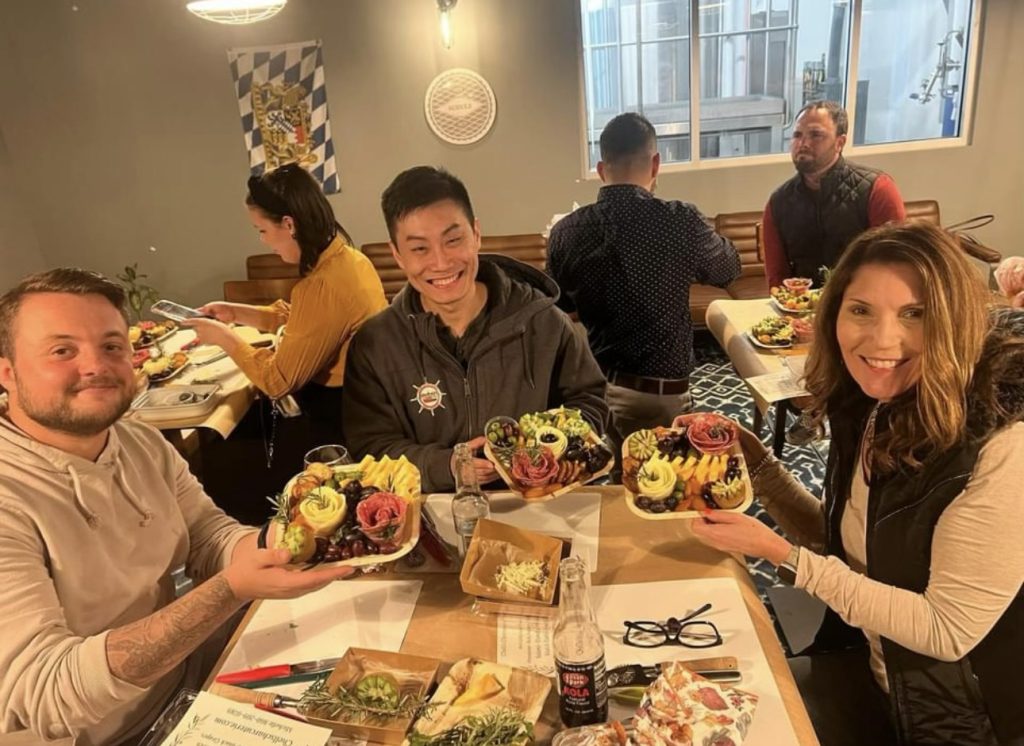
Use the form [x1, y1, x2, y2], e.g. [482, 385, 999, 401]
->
[233, 237, 387, 398]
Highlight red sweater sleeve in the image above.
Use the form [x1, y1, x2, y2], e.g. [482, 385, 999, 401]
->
[868, 174, 906, 226]
[762, 203, 789, 289]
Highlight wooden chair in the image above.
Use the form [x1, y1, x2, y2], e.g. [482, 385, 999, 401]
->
[246, 253, 299, 280]
[223, 278, 298, 305]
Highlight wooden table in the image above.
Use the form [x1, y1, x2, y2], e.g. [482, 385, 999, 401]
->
[135, 327, 274, 439]
[206, 487, 818, 745]
[705, 298, 809, 457]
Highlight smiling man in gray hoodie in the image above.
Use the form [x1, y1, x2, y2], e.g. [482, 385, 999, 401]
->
[0, 268, 353, 745]
[343, 167, 609, 492]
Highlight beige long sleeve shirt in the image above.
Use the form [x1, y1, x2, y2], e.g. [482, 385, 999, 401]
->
[0, 412, 255, 745]
[757, 423, 1024, 688]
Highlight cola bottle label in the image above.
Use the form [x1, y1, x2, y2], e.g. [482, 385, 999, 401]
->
[556, 656, 608, 727]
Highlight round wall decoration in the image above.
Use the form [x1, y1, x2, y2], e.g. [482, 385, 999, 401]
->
[424, 68, 497, 145]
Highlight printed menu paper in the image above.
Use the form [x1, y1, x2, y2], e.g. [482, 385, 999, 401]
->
[160, 691, 330, 746]
[496, 614, 555, 675]
[744, 370, 809, 403]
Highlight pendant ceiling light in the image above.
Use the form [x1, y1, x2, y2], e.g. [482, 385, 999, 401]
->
[186, 0, 287, 25]
[437, 0, 457, 49]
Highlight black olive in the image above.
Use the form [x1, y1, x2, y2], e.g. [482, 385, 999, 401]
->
[657, 436, 676, 455]
[564, 445, 585, 463]
[701, 482, 715, 500]
[636, 496, 652, 510]
[567, 435, 584, 448]
[727, 456, 740, 470]
[725, 467, 741, 482]
[649, 502, 667, 513]
[665, 496, 679, 511]
[360, 486, 379, 499]
[584, 447, 611, 473]
[541, 433, 558, 443]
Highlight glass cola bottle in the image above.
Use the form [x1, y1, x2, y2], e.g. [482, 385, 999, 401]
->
[450, 442, 489, 557]
[553, 556, 608, 727]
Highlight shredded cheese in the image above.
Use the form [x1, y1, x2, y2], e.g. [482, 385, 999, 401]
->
[494, 560, 549, 596]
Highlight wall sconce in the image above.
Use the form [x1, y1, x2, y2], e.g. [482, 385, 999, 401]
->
[437, 0, 457, 49]
[186, 0, 287, 25]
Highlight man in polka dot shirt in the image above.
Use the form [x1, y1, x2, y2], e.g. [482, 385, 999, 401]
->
[547, 113, 741, 441]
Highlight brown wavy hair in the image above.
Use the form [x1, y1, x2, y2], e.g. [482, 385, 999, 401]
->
[804, 221, 992, 473]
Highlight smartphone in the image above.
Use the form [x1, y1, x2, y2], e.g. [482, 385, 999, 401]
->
[151, 300, 209, 323]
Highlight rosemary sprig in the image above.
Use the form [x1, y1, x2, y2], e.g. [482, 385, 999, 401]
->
[266, 492, 290, 525]
[298, 674, 429, 725]
[408, 707, 534, 745]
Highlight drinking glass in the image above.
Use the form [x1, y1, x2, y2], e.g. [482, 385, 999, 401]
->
[303, 444, 352, 468]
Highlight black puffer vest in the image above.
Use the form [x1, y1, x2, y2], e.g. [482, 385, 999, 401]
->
[821, 309, 1024, 745]
[769, 157, 879, 284]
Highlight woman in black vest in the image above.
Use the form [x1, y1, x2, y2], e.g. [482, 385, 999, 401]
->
[684, 222, 1024, 745]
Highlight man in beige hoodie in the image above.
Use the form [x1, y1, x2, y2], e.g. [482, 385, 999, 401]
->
[0, 268, 354, 745]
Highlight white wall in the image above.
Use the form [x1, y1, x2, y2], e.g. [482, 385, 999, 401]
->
[0, 0, 1020, 303]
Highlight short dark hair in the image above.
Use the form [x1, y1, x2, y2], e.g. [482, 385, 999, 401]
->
[796, 100, 848, 137]
[381, 166, 475, 245]
[246, 163, 353, 275]
[0, 268, 128, 359]
[599, 112, 657, 167]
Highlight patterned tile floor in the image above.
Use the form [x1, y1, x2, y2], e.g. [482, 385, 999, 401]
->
[691, 331, 830, 596]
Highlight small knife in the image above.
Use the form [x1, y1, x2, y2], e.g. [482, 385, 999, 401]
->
[215, 657, 342, 685]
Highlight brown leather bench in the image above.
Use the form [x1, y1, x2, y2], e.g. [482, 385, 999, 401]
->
[688, 211, 769, 329]
[223, 277, 298, 305]
[245, 253, 299, 279]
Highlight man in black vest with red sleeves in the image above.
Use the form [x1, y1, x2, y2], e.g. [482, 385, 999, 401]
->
[762, 101, 906, 291]
[764, 101, 906, 445]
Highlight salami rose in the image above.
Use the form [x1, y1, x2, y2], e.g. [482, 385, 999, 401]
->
[356, 491, 408, 544]
[686, 414, 738, 455]
[510, 448, 559, 487]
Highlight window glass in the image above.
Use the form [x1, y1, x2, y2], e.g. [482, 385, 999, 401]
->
[854, 0, 974, 144]
[579, 0, 975, 168]
[697, 0, 848, 160]
[580, 0, 692, 166]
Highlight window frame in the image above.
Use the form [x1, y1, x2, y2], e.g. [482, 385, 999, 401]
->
[575, 0, 985, 178]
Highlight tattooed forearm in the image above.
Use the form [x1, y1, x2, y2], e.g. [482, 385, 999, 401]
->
[106, 575, 243, 688]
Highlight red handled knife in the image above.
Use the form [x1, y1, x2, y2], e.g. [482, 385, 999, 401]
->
[215, 657, 341, 685]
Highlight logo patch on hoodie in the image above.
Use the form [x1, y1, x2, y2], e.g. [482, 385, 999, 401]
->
[410, 380, 447, 415]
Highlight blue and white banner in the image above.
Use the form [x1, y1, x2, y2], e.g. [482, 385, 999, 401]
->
[227, 39, 339, 193]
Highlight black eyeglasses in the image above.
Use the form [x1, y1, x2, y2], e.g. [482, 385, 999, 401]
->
[622, 602, 723, 649]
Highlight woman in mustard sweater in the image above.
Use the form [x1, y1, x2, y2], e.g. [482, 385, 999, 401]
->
[188, 164, 386, 448]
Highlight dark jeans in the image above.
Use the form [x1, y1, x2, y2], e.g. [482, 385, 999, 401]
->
[198, 384, 344, 525]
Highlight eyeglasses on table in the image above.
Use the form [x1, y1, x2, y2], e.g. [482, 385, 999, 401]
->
[622, 602, 723, 649]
